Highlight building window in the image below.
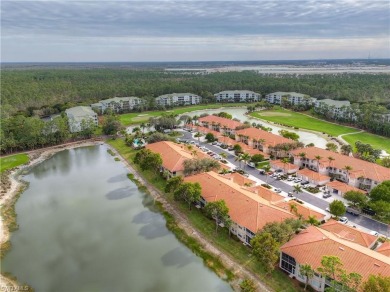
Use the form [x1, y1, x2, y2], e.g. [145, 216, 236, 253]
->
[281, 252, 296, 274]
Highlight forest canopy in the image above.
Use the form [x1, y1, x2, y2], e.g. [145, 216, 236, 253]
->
[2, 69, 390, 117]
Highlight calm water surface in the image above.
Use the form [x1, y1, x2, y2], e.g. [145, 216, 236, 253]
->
[2, 145, 231, 292]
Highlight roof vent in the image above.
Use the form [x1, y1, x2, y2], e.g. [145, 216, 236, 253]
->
[374, 263, 380, 267]
[339, 247, 344, 251]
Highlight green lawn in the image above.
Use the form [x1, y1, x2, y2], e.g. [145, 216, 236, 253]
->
[108, 138, 301, 292]
[250, 109, 357, 137]
[119, 103, 254, 126]
[0, 153, 29, 172]
[342, 132, 390, 153]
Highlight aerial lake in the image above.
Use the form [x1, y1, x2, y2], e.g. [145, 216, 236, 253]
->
[2, 145, 231, 292]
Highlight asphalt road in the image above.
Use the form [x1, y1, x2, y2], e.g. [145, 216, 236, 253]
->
[181, 131, 389, 236]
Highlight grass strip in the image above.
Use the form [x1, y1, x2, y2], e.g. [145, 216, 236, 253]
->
[0, 154, 30, 173]
[249, 108, 356, 137]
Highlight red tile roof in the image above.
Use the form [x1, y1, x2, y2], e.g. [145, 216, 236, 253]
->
[198, 115, 243, 130]
[377, 242, 390, 257]
[146, 141, 208, 172]
[236, 127, 293, 147]
[247, 185, 285, 202]
[184, 171, 295, 233]
[297, 168, 330, 183]
[326, 181, 366, 195]
[275, 201, 325, 221]
[291, 147, 390, 183]
[320, 220, 377, 248]
[281, 226, 390, 282]
[186, 125, 222, 137]
[219, 173, 256, 186]
[271, 160, 299, 172]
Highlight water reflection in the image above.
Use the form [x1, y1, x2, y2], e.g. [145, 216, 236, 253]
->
[161, 247, 196, 268]
[105, 186, 135, 200]
[3, 146, 231, 292]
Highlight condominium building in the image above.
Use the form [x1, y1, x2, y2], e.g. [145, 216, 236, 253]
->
[155, 93, 202, 106]
[265, 92, 315, 105]
[290, 147, 390, 191]
[65, 106, 98, 133]
[145, 141, 228, 178]
[184, 171, 324, 245]
[314, 99, 351, 118]
[280, 225, 388, 292]
[235, 127, 294, 156]
[198, 115, 243, 135]
[214, 90, 261, 102]
[91, 96, 144, 114]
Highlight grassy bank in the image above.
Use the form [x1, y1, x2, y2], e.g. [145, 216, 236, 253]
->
[249, 108, 356, 137]
[119, 103, 253, 126]
[108, 138, 300, 292]
[342, 132, 390, 153]
[0, 154, 29, 173]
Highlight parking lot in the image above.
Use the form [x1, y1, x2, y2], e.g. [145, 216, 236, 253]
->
[179, 129, 390, 237]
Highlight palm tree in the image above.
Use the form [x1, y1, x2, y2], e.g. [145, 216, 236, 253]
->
[293, 184, 302, 196]
[299, 264, 314, 291]
[314, 155, 322, 171]
[219, 152, 227, 160]
[263, 165, 271, 184]
[344, 165, 353, 182]
[281, 157, 290, 174]
[306, 216, 320, 226]
[140, 122, 146, 133]
[235, 155, 244, 169]
[258, 138, 266, 151]
[240, 153, 251, 170]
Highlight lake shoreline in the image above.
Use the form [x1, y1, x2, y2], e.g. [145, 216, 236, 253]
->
[0, 139, 103, 290]
[106, 142, 271, 292]
[0, 139, 270, 292]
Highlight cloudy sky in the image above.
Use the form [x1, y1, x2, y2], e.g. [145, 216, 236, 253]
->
[1, 0, 389, 62]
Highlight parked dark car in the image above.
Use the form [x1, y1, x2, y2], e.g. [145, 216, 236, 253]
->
[346, 207, 360, 216]
[362, 207, 376, 216]
[322, 193, 332, 199]
[300, 181, 310, 185]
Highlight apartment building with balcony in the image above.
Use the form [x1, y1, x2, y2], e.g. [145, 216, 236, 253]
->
[65, 106, 98, 133]
[265, 92, 315, 105]
[314, 99, 351, 119]
[290, 147, 390, 191]
[198, 115, 243, 136]
[155, 93, 202, 106]
[280, 225, 388, 292]
[235, 127, 295, 157]
[91, 96, 144, 114]
[214, 90, 261, 102]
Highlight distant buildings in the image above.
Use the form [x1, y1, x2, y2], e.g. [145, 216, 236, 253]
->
[290, 146, 390, 191]
[265, 92, 315, 106]
[155, 93, 202, 106]
[91, 97, 144, 114]
[214, 90, 261, 102]
[65, 106, 98, 133]
[314, 99, 351, 119]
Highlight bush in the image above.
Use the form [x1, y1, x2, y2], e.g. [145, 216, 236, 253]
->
[261, 184, 272, 189]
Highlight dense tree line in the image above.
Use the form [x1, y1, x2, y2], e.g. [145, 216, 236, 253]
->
[0, 115, 96, 154]
[2, 69, 389, 117]
[313, 102, 390, 137]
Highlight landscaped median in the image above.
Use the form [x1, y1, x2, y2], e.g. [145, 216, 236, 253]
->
[107, 138, 301, 292]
